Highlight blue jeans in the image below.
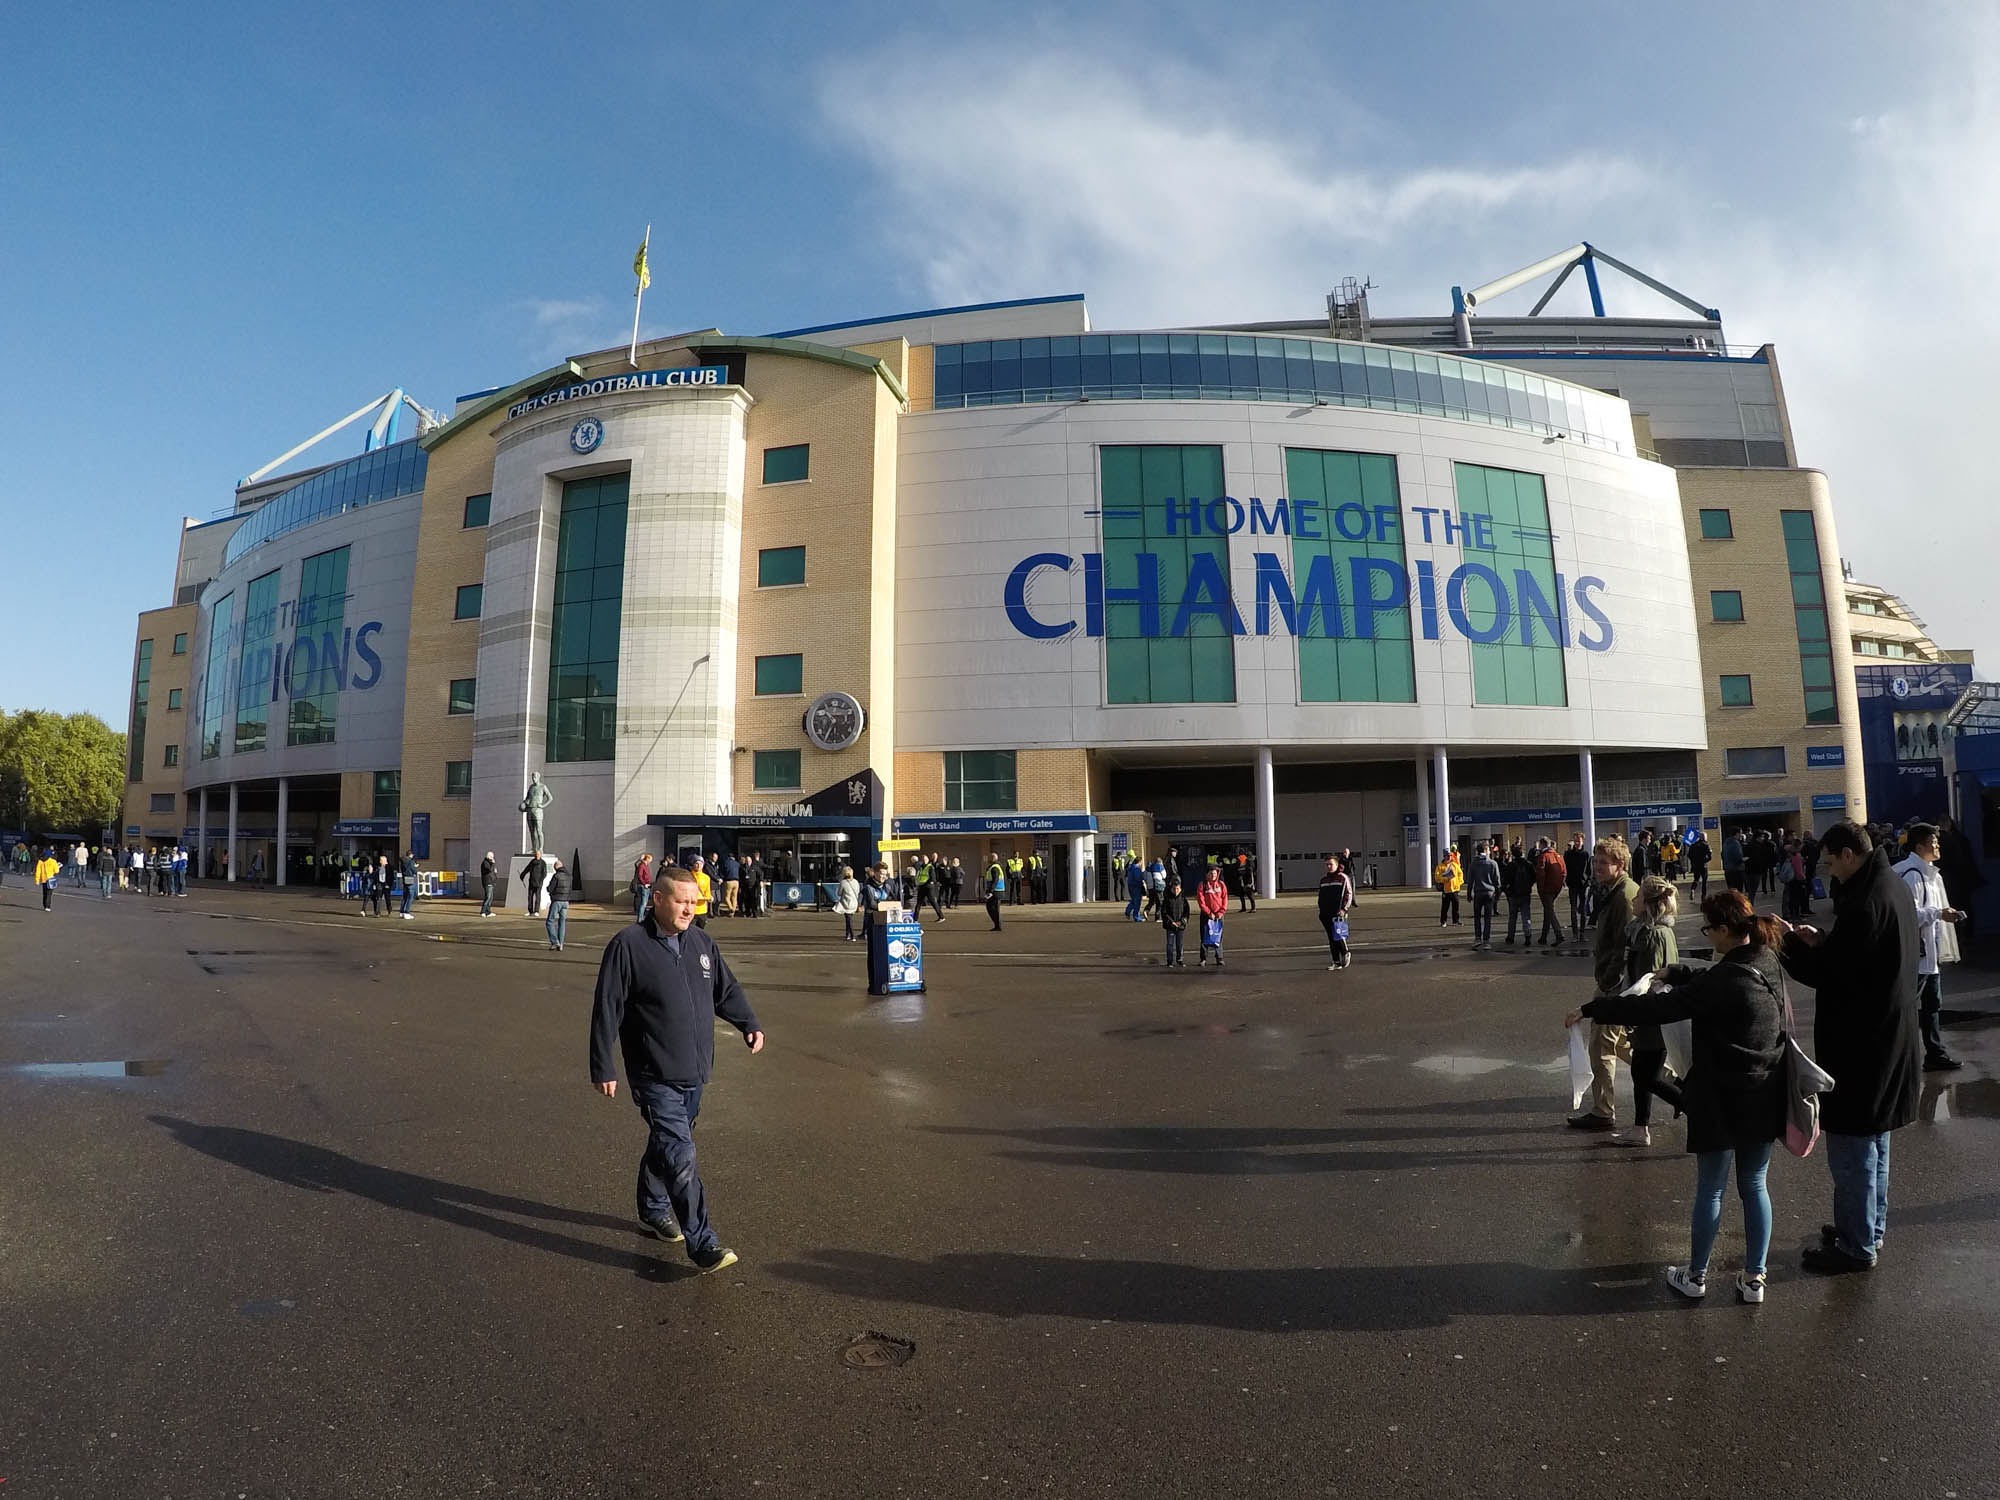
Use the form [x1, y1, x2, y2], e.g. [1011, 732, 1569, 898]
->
[1472, 892, 1495, 943]
[1691, 1143, 1773, 1276]
[400, 884, 414, 916]
[1826, 1130, 1891, 1261]
[99, 872, 112, 898]
[1165, 928, 1183, 966]
[480, 881, 494, 916]
[631, 1079, 714, 1252]
[633, 886, 650, 921]
[1125, 891, 1143, 921]
[545, 900, 568, 949]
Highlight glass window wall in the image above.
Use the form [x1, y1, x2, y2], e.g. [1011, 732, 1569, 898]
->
[546, 473, 628, 763]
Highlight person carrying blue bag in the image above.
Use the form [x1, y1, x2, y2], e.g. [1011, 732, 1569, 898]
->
[1317, 856, 1354, 970]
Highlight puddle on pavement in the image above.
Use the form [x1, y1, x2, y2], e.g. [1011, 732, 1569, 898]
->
[1413, 1054, 1568, 1078]
[1923, 1077, 2000, 1121]
[8, 1060, 171, 1079]
[1105, 1021, 1252, 1041]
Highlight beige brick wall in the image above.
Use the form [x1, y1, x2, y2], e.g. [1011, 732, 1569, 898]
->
[122, 605, 198, 838]
[729, 349, 901, 813]
[339, 770, 376, 822]
[1679, 468, 1866, 825]
[397, 422, 495, 853]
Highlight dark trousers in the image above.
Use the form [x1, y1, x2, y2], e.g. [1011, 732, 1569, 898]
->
[1918, 972, 1949, 1060]
[1724, 869, 1744, 892]
[400, 884, 414, 916]
[1165, 928, 1184, 966]
[1691, 867, 1709, 898]
[1439, 891, 1459, 924]
[1630, 1047, 1683, 1127]
[43, 881, 54, 910]
[919, 883, 943, 919]
[1568, 885, 1588, 933]
[1472, 892, 1496, 944]
[631, 1080, 715, 1254]
[986, 892, 1003, 930]
[1505, 896, 1532, 943]
[1539, 892, 1564, 943]
[1320, 916, 1348, 965]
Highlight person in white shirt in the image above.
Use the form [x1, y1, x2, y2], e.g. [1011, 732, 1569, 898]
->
[1894, 823, 1963, 1072]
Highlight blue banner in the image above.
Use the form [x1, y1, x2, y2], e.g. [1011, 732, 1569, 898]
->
[1806, 746, 1846, 768]
[892, 813, 1096, 835]
[409, 812, 430, 861]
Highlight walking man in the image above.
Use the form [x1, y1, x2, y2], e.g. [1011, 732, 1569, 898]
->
[479, 852, 497, 917]
[1781, 821, 1923, 1273]
[1721, 828, 1746, 892]
[1502, 843, 1535, 945]
[1468, 841, 1501, 951]
[983, 852, 1006, 931]
[1569, 836, 1639, 1131]
[1895, 824, 1964, 1071]
[630, 851, 654, 922]
[589, 866, 764, 1273]
[399, 850, 419, 919]
[1535, 838, 1567, 946]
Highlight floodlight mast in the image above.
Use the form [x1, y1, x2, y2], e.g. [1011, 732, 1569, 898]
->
[239, 390, 445, 486]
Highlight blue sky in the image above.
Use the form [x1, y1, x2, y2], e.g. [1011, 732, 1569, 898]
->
[5, 1, 1994, 723]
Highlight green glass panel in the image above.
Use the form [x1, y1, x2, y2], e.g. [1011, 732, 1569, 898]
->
[1533, 648, 1568, 707]
[1791, 571, 1824, 605]
[1805, 691, 1839, 724]
[1105, 637, 1149, 703]
[763, 444, 810, 484]
[1297, 637, 1339, 699]
[1785, 536, 1820, 572]
[1802, 656, 1834, 689]
[758, 546, 806, 587]
[1796, 608, 1829, 642]
[1471, 643, 1507, 704]
[755, 654, 804, 695]
[1780, 510, 1815, 540]
[1720, 675, 1754, 706]
[1374, 644, 1417, 703]
[1711, 591, 1744, 622]
[1698, 509, 1733, 539]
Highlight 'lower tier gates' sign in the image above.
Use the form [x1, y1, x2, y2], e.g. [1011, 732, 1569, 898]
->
[1004, 497, 1616, 652]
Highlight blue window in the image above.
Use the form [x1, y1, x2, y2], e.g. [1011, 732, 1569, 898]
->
[762, 444, 809, 484]
[455, 584, 483, 620]
[755, 654, 804, 696]
[753, 750, 801, 789]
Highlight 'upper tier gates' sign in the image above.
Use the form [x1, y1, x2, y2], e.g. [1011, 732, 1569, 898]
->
[1004, 497, 1616, 652]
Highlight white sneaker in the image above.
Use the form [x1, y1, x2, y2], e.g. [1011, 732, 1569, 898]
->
[1328, 963, 1339, 971]
[1610, 1126, 1651, 1148]
[1666, 1265, 1707, 1300]
[1735, 1272, 1766, 1305]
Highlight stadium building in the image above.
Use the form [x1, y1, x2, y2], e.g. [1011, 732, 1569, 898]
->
[121, 244, 1868, 898]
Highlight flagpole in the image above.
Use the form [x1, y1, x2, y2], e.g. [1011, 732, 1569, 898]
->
[629, 223, 651, 367]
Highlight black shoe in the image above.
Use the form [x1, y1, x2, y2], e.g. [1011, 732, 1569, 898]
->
[641, 1215, 685, 1244]
[689, 1245, 739, 1273]
[1802, 1244, 1875, 1275]
[1565, 1112, 1615, 1131]
[1924, 1054, 1963, 1072]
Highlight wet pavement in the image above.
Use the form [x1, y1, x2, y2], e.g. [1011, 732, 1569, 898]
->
[1, 879, 1995, 1497]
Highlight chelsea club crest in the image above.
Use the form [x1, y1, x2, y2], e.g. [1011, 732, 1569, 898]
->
[570, 416, 604, 454]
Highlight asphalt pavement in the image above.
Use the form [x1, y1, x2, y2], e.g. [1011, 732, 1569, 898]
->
[1, 875, 1995, 1498]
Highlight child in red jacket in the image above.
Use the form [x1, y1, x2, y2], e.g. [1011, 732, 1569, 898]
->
[1197, 868, 1229, 967]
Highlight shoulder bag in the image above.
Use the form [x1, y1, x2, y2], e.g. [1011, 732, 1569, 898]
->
[1777, 972, 1835, 1158]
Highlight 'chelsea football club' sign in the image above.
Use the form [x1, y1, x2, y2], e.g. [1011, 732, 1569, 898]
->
[506, 366, 727, 421]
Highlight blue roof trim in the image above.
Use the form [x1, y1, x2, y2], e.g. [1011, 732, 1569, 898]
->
[455, 385, 503, 403]
[1460, 349, 1768, 365]
[767, 293, 1086, 340]
[185, 514, 243, 532]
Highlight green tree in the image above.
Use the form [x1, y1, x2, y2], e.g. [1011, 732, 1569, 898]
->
[0, 709, 126, 834]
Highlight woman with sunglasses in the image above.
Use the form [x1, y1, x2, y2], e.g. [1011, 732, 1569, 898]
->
[1568, 889, 1787, 1302]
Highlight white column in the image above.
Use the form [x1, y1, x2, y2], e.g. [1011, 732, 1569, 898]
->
[1579, 749, 1597, 850]
[1255, 746, 1277, 899]
[1434, 746, 1452, 858]
[1070, 832, 1090, 904]
[226, 783, 239, 882]
[1413, 755, 1433, 887]
[197, 787, 209, 878]
[275, 777, 289, 887]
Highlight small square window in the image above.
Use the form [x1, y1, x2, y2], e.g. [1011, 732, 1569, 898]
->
[762, 444, 810, 485]
[754, 653, 804, 696]
[172, 633, 188, 655]
[444, 760, 472, 798]
[163, 744, 179, 767]
[455, 584, 483, 620]
[149, 793, 176, 814]
[1719, 674, 1754, 707]
[757, 546, 806, 588]
[463, 493, 491, 528]
[448, 678, 477, 715]
[1710, 590, 1744, 622]
[1698, 509, 1733, 540]
[167, 688, 183, 710]
[753, 749, 801, 789]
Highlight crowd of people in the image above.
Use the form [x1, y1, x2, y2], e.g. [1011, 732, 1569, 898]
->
[1559, 818, 1970, 1303]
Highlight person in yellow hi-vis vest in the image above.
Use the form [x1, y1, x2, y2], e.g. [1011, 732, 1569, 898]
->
[1434, 847, 1464, 927]
[688, 854, 713, 928]
[34, 849, 61, 912]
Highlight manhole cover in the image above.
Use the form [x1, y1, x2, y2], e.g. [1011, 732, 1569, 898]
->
[839, 1332, 915, 1369]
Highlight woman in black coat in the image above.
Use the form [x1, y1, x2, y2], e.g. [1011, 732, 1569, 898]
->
[1573, 890, 1786, 1303]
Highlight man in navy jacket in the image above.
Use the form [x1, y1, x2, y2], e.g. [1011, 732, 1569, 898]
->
[590, 866, 765, 1272]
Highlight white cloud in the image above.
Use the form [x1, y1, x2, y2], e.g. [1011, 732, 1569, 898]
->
[817, 50, 1653, 324]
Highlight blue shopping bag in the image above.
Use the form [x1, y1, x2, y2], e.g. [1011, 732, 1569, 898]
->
[1331, 919, 1349, 941]
[1203, 917, 1223, 947]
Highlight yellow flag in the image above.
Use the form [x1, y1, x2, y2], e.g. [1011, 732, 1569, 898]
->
[633, 239, 651, 293]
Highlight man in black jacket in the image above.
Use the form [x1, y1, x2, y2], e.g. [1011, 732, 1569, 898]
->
[1562, 834, 1591, 937]
[590, 867, 764, 1272]
[544, 859, 572, 950]
[1779, 822, 1921, 1273]
[521, 852, 549, 916]
[479, 852, 497, 917]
